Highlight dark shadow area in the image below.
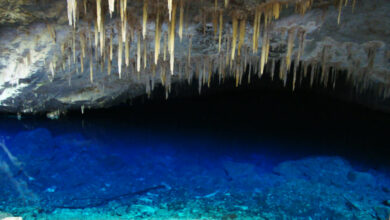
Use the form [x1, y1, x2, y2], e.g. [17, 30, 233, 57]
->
[1, 69, 389, 169]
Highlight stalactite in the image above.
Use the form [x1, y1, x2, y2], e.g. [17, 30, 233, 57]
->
[179, 0, 184, 42]
[225, 36, 230, 69]
[240, 58, 244, 85]
[155, 9, 161, 65]
[80, 32, 86, 59]
[208, 61, 212, 88]
[203, 61, 207, 88]
[235, 65, 240, 87]
[46, 24, 56, 43]
[283, 62, 288, 87]
[260, 30, 268, 76]
[286, 27, 296, 71]
[67, 55, 70, 72]
[100, 20, 105, 57]
[263, 12, 269, 30]
[97, 0, 102, 32]
[168, 0, 173, 21]
[109, 31, 113, 61]
[252, 10, 259, 54]
[109, 0, 115, 17]
[310, 63, 316, 88]
[83, 0, 87, 15]
[90, 52, 93, 83]
[67, 0, 77, 27]
[125, 33, 130, 67]
[137, 33, 141, 72]
[337, 0, 343, 25]
[352, 0, 356, 12]
[169, 2, 177, 74]
[292, 60, 297, 91]
[60, 43, 65, 56]
[273, 2, 280, 20]
[198, 66, 203, 94]
[218, 11, 223, 53]
[188, 36, 192, 66]
[121, 0, 127, 42]
[321, 46, 330, 85]
[323, 65, 329, 88]
[248, 59, 252, 84]
[24, 51, 31, 66]
[298, 61, 304, 86]
[163, 32, 167, 61]
[161, 63, 166, 86]
[120, 0, 126, 23]
[143, 40, 147, 69]
[270, 58, 275, 80]
[108, 55, 112, 75]
[256, 11, 262, 53]
[297, 28, 306, 62]
[225, 0, 229, 8]
[60, 59, 65, 72]
[72, 31, 76, 64]
[80, 53, 84, 73]
[231, 14, 238, 61]
[94, 22, 99, 56]
[301, 0, 314, 15]
[365, 43, 380, 71]
[118, 30, 123, 78]
[265, 35, 270, 64]
[50, 62, 55, 78]
[238, 19, 246, 57]
[143, 0, 148, 39]
[122, 0, 127, 22]
[279, 58, 285, 82]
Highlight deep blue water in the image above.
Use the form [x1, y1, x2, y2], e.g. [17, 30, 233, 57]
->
[0, 88, 390, 219]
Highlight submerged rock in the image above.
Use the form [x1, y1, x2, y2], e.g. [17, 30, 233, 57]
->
[273, 156, 352, 186]
[222, 160, 258, 180]
[374, 206, 390, 220]
[347, 170, 376, 187]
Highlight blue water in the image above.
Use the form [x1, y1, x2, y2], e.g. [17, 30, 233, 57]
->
[1, 90, 390, 219]
[0, 120, 389, 219]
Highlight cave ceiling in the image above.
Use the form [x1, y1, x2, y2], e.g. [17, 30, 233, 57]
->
[0, 0, 389, 116]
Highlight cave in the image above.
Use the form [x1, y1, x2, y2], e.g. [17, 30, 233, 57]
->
[0, 0, 390, 219]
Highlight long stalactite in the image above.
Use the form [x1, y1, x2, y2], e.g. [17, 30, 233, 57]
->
[143, 0, 148, 39]
[155, 9, 161, 65]
[179, 0, 184, 42]
[218, 11, 223, 53]
[231, 14, 238, 61]
[169, 1, 177, 75]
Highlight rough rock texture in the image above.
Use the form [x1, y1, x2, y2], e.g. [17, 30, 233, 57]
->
[0, 0, 389, 115]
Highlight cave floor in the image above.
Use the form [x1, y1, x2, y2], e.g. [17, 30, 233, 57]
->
[0, 127, 389, 220]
